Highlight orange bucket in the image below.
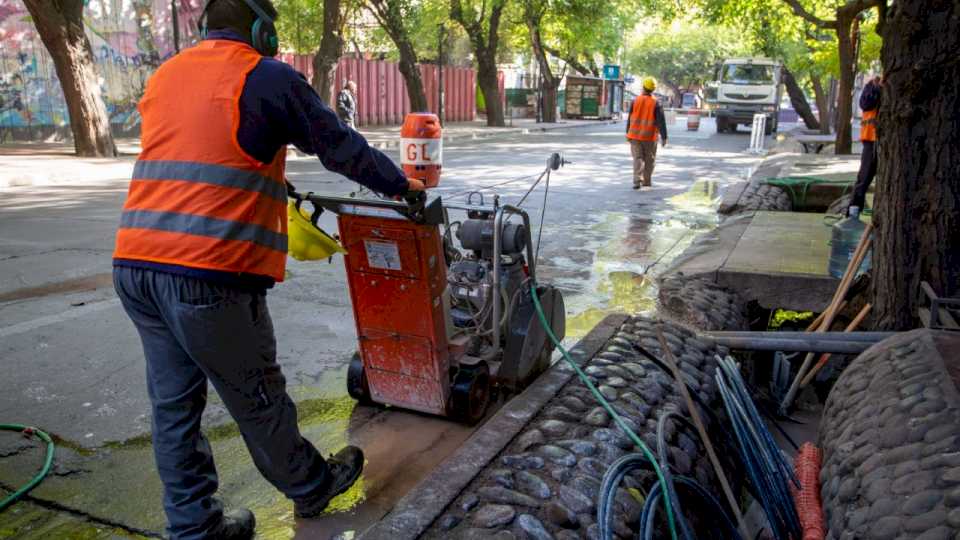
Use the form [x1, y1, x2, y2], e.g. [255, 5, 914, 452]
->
[687, 109, 701, 131]
[400, 113, 442, 188]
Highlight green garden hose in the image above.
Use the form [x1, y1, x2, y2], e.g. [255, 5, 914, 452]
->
[530, 284, 678, 540]
[0, 424, 55, 512]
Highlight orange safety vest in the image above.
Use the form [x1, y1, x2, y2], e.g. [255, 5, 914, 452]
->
[114, 40, 288, 282]
[627, 94, 659, 142]
[861, 108, 877, 143]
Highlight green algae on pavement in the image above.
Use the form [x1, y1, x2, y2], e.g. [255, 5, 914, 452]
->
[0, 500, 144, 540]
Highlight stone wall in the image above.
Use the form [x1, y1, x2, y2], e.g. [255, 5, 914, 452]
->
[421, 316, 730, 539]
[818, 329, 960, 539]
[718, 181, 793, 217]
[657, 275, 749, 332]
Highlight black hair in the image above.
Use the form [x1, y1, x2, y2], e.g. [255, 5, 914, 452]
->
[205, 0, 277, 33]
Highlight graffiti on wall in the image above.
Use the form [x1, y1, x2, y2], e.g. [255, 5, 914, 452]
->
[0, 0, 204, 140]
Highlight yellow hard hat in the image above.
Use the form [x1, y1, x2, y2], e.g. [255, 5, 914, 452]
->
[287, 199, 347, 261]
[643, 77, 656, 91]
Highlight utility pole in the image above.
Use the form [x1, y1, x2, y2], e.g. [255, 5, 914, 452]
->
[171, 0, 180, 53]
[437, 24, 444, 125]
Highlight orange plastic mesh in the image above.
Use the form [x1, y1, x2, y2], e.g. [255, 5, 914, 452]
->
[791, 442, 826, 540]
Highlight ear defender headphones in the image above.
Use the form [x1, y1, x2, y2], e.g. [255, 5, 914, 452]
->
[198, 0, 279, 57]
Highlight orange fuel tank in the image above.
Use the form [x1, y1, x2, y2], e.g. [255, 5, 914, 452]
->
[400, 113, 442, 188]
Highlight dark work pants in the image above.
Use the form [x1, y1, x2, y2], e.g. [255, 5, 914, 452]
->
[850, 140, 877, 212]
[113, 267, 327, 540]
[630, 139, 658, 186]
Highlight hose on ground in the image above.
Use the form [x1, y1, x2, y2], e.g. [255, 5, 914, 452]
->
[655, 411, 695, 540]
[0, 424, 55, 512]
[716, 356, 801, 540]
[530, 284, 678, 540]
[640, 475, 742, 540]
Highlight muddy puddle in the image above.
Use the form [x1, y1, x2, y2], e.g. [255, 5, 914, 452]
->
[542, 179, 722, 341]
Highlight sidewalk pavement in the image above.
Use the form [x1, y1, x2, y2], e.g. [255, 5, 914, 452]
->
[0, 118, 617, 189]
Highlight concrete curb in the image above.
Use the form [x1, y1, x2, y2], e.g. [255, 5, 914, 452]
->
[359, 313, 629, 540]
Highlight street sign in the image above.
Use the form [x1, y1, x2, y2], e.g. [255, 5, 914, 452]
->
[624, 75, 636, 84]
[603, 64, 621, 80]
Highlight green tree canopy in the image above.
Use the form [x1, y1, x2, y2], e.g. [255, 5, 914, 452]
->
[625, 20, 749, 97]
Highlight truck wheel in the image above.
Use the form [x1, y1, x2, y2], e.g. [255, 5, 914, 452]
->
[729, 122, 737, 133]
[765, 120, 774, 135]
[346, 352, 373, 404]
[450, 362, 491, 425]
[716, 117, 727, 133]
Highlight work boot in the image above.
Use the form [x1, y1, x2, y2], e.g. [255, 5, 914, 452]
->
[209, 508, 255, 539]
[294, 446, 365, 518]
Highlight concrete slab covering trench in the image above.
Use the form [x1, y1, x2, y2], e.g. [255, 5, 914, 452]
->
[664, 210, 843, 312]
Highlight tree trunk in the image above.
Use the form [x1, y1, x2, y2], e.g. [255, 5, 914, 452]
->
[311, 0, 345, 105]
[365, 0, 429, 113]
[398, 40, 429, 112]
[23, 0, 116, 157]
[872, 0, 960, 330]
[450, 0, 505, 127]
[782, 66, 820, 130]
[834, 13, 856, 154]
[811, 75, 831, 134]
[524, 4, 558, 123]
[477, 55, 504, 126]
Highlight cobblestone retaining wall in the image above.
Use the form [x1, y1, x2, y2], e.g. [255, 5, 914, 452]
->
[422, 316, 729, 539]
[657, 275, 749, 332]
[818, 329, 960, 540]
[718, 181, 793, 217]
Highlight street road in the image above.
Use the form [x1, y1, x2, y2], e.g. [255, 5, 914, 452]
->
[0, 118, 772, 538]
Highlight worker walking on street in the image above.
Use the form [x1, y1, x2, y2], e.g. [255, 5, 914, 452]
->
[849, 75, 882, 215]
[337, 81, 358, 129]
[111, 0, 423, 538]
[626, 77, 668, 189]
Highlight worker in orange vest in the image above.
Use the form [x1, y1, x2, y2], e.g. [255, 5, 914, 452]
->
[849, 75, 882, 215]
[626, 77, 668, 189]
[111, 0, 423, 537]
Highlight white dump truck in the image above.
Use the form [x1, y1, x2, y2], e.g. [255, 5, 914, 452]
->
[711, 57, 782, 134]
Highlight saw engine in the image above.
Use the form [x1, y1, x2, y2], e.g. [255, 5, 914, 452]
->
[445, 198, 565, 393]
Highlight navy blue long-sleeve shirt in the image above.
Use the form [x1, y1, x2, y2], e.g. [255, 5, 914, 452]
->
[115, 30, 408, 290]
[859, 80, 881, 112]
[217, 30, 406, 195]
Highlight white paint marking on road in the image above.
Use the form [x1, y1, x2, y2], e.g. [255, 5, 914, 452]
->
[0, 298, 121, 339]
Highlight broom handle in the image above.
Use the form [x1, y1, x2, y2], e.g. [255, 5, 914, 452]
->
[781, 224, 873, 411]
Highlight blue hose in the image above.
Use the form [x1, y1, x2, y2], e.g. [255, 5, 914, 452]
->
[640, 475, 742, 540]
[716, 356, 801, 540]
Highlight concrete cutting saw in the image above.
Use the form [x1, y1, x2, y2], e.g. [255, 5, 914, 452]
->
[290, 151, 566, 424]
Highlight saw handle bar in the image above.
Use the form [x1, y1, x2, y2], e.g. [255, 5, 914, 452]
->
[287, 186, 437, 224]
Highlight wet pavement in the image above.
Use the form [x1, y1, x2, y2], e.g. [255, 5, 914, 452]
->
[0, 118, 771, 538]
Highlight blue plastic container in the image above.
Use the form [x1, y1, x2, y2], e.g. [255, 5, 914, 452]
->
[828, 206, 871, 278]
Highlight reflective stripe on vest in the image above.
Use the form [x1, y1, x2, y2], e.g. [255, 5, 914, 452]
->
[627, 95, 658, 142]
[114, 40, 288, 281]
[861, 109, 877, 142]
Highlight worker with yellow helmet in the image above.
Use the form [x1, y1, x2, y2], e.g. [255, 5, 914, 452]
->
[626, 77, 669, 189]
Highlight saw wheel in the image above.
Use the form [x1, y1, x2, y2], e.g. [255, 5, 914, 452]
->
[449, 362, 491, 424]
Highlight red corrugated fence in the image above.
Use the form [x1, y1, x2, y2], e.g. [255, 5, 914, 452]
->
[279, 54, 482, 127]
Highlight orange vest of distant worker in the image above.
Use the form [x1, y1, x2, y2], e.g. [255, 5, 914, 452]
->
[627, 94, 658, 142]
[861, 109, 877, 143]
[114, 40, 288, 282]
